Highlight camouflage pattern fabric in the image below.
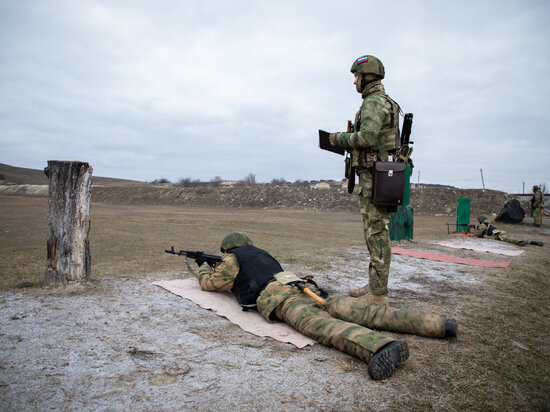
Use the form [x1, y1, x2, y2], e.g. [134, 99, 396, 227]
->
[358, 171, 391, 295]
[274, 291, 393, 362]
[473, 221, 530, 245]
[331, 81, 399, 297]
[325, 297, 446, 338]
[532, 187, 543, 226]
[198, 253, 450, 363]
[197, 253, 239, 292]
[198, 256, 394, 360]
[332, 82, 399, 154]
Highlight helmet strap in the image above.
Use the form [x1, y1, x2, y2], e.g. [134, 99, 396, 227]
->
[357, 74, 381, 93]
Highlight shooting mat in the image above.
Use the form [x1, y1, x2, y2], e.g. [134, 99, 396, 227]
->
[435, 240, 524, 256]
[391, 247, 510, 268]
[153, 278, 316, 348]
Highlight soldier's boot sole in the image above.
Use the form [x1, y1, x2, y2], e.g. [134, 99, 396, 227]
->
[367, 341, 409, 381]
[445, 319, 458, 338]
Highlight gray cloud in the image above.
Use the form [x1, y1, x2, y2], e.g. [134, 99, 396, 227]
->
[1, 0, 549, 192]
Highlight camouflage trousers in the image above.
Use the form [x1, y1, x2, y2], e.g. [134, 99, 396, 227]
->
[325, 296, 446, 338]
[275, 291, 392, 363]
[533, 207, 542, 226]
[358, 170, 391, 295]
[490, 231, 529, 245]
[274, 289, 446, 363]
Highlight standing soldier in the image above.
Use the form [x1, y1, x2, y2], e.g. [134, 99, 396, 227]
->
[329, 55, 401, 305]
[531, 185, 543, 227]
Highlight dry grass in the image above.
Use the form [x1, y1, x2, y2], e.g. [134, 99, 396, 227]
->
[1, 194, 549, 410]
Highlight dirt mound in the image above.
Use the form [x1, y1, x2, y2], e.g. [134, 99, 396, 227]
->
[2, 163, 528, 216]
[90, 184, 524, 216]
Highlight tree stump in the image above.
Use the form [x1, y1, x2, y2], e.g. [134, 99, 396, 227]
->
[44, 161, 93, 285]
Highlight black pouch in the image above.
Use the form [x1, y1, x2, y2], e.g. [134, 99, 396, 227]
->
[372, 162, 406, 206]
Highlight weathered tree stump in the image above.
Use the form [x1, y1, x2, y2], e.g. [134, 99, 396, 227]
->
[44, 161, 93, 285]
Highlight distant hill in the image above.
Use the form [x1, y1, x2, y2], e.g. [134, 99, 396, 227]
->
[0, 163, 145, 186]
[1, 163, 532, 216]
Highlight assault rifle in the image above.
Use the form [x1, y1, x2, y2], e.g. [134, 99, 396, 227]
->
[401, 113, 413, 147]
[165, 246, 222, 267]
[445, 223, 477, 234]
[396, 113, 414, 165]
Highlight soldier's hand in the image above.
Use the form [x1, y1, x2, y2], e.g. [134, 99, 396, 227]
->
[329, 133, 339, 146]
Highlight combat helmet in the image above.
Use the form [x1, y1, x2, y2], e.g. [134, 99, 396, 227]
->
[220, 232, 253, 253]
[350, 55, 385, 79]
[477, 215, 488, 223]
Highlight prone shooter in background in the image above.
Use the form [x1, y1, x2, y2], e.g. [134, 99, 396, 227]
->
[473, 216, 543, 247]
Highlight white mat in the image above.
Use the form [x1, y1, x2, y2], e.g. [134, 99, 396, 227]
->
[436, 240, 524, 256]
[153, 278, 316, 348]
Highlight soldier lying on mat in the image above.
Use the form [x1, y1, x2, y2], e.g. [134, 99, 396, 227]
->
[191, 232, 457, 381]
[474, 216, 543, 247]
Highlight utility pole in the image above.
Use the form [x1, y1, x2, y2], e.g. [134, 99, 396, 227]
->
[480, 168, 485, 189]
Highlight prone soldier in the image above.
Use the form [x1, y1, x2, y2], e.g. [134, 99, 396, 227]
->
[474, 216, 543, 247]
[189, 232, 458, 381]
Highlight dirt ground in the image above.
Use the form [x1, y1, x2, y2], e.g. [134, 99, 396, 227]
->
[1, 194, 549, 411]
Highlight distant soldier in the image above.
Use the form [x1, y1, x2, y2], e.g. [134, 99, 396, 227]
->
[195, 232, 458, 381]
[328, 55, 401, 305]
[531, 185, 543, 227]
[474, 216, 543, 247]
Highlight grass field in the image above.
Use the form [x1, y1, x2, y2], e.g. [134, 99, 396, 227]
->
[1, 194, 549, 410]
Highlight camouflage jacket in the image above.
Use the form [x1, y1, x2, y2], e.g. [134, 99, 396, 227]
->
[333, 81, 400, 163]
[472, 221, 501, 238]
[532, 189, 543, 209]
[198, 253, 299, 322]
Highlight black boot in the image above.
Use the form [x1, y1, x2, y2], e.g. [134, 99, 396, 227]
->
[367, 341, 409, 381]
[531, 241, 544, 247]
[445, 319, 458, 338]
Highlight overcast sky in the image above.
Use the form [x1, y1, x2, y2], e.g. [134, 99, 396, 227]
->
[1, 0, 549, 193]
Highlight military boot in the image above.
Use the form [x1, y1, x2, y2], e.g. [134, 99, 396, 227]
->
[367, 341, 409, 380]
[530, 240, 544, 247]
[349, 284, 370, 297]
[445, 319, 458, 338]
[351, 284, 389, 305]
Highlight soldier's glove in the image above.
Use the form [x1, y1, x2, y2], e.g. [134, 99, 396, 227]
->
[329, 133, 339, 146]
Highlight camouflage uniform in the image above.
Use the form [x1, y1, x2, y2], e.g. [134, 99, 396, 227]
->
[332, 79, 400, 297]
[473, 218, 529, 245]
[198, 251, 447, 364]
[532, 186, 543, 226]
